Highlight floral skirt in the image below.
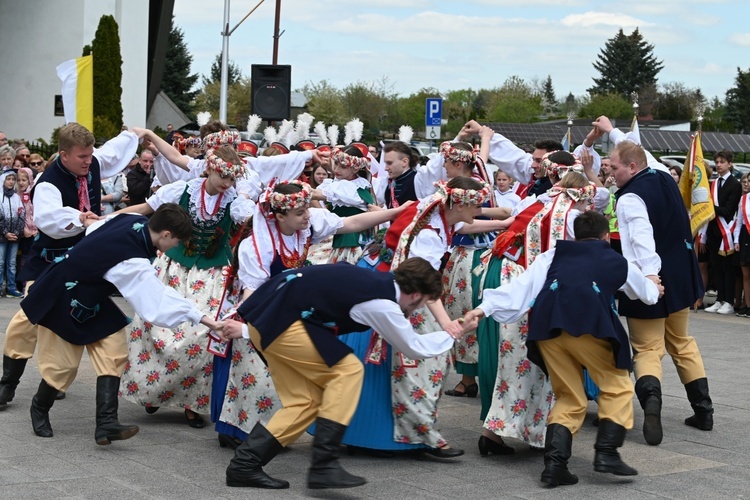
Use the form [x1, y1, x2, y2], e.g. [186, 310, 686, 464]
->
[306, 235, 334, 266]
[478, 257, 555, 447]
[444, 246, 482, 374]
[120, 254, 276, 433]
[327, 246, 363, 264]
[391, 305, 452, 448]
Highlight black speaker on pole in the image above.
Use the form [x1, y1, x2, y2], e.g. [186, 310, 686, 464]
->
[251, 64, 291, 121]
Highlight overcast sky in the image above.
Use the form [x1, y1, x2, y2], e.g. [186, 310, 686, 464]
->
[174, 0, 749, 103]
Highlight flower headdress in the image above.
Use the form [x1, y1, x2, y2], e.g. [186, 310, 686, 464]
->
[546, 182, 597, 207]
[332, 149, 370, 172]
[440, 141, 476, 165]
[541, 150, 583, 179]
[204, 130, 241, 151]
[205, 150, 246, 179]
[434, 179, 491, 206]
[260, 180, 313, 213]
[179, 135, 203, 151]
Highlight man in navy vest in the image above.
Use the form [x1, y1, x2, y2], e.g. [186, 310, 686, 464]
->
[0, 123, 139, 408]
[465, 211, 662, 487]
[219, 258, 476, 490]
[22, 204, 223, 444]
[609, 138, 712, 446]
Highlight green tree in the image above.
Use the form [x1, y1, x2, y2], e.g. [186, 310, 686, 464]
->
[577, 93, 633, 120]
[486, 76, 543, 123]
[193, 76, 253, 127]
[341, 78, 398, 135]
[300, 80, 347, 127]
[541, 75, 557, 115]
[653, 82, 700, 121]
[443, 88, 478, 136]
[202, 53, 242, 86]
[725, 67, 750, 133]
[588, 28, 664, 98]
[91, 15, 123, 136]
[702, 96, 731, 132]
[162, 19, 199, 115]
[394, 88, 443, 137]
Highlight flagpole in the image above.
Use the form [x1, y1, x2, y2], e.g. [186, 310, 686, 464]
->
[566, 114, 573, 152]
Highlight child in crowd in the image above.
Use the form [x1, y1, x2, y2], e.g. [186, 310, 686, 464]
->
[0, 171, 25, 297]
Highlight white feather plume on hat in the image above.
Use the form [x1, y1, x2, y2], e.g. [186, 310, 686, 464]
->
[196, 111, 211, 127]
[314, 121, 328, 144]
[246, 114, 262, 136]
[398, 125, 414, 144]
[264, 126, 278, 145]
[295, 113, 314, 140]
[277, 119, 295, 147]
[344, 118, 364, 145]
[327, 124, 339, 147]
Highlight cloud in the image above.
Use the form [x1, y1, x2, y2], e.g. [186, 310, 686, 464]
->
[730, 33, 750, 46]
[561, 11, 652, 28]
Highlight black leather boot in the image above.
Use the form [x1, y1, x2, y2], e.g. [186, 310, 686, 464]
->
[593, 419, 638, 476]
[684, 378, 713, 430]
[308, 417, 367, 489]
[540, 424, 579, 487]
[30, 379, 58, 437]
[226, 422, 289, 488]
[0, 356, 27, 406]
[635, 375, 663, 445]
[94, 376, 139, 445]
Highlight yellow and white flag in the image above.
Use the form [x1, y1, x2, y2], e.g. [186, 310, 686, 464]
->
[679, 131, 714, 235]
[56, 55, 93, 131]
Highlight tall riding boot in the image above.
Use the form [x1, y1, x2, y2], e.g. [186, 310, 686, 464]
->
[0, 355, 28, 406]
[94, 376, 139, 445]
[308, 417, 367, 489]
[684, 377, 714, 430]
[30, 379, 58, 437]
[540, 424, 579, 487]
[226, 422, 289, 489]
[635, 375, 662, 445]
[593, 419, 638, 476]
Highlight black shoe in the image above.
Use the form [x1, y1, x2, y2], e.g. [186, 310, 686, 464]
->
[541, 424, 579, 487]
[444, 381, 478, 398]
[478, 435, 514, 456]
[308, 417, 367, 489]
[144, 405, 160, 414]
[593, 420, 638, 476]
[219, 433, 243, 450]
[684, 378, 714, 431]
[226, 422, 289, 488]
[55, 391, 66, 400]
[0, 356, 28, 406]
[185, 409, 205, 428]
[422, 445, 465, 459]
[94, 376, 139, 445]
[635, 375, 663, 445]
[736, 307, 748, 317]
[30, 379, 58, 437]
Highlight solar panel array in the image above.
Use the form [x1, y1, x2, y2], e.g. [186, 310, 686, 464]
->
[483, 122, 750, 153]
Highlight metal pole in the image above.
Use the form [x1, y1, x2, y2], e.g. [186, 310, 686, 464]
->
[219, 0, 231, 123]
[272, 0, 281, 64]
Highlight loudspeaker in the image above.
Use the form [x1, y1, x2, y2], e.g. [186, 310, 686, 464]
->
[251, 64, 291, 121]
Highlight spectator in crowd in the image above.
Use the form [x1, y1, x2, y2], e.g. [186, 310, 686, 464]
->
[493, 169, 521, 209]
[27, 154, 45, 177]
[12, 155, 28, 172]
[733, 173, 750, 317]
[0, 171, 26, 297]
[0, 145, 14, 170]
[101, 172, 125, 215]
[126, 150, 154, 206]
[15, 167, 36, 294]
[0, 131, 7, 146]
[669, 166, 682, 183]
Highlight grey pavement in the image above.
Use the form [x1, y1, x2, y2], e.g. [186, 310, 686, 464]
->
[0, 297, 749, 499]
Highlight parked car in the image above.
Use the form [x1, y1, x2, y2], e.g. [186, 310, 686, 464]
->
[733, 162, 750, 180]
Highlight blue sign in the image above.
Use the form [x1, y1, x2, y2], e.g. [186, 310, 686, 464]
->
[425, 98, 443, 126]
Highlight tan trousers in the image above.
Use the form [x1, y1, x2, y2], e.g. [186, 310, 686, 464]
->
[627, 308, 706, 384]
[538, 331, 634, 434]
[36, 326, 128, 391]
[249, 320, 364, 447]
[3, 281, 38, 359]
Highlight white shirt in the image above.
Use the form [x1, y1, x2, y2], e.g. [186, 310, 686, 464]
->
[146, 178, 254, 224]
[477, 246, 660, 324]
[494, 189, 521, 209]
[615, 191, 661, 276]
[33, 131, 139, 239]
[86, 214, 204, 328]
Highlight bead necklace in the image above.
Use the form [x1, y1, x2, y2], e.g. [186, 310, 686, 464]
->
[200, 179, 223, 219]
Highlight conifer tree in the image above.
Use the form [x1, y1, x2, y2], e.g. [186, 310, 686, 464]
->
[91, 15, 123, 134]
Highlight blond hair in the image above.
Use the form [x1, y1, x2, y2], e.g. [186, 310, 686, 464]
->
[58, 123, 95, 152]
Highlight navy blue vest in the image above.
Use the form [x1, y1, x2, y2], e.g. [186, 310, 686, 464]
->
[615, 168, 702, 318]
[528, 176, 552, 197]
[238, 262, 397, 367]
[386, 168, 418, 209]
[22, 214, 156, 345]
[20, 157, 102, 281]
[527, 240, 631, 370]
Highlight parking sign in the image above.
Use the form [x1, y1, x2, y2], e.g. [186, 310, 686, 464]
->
[425, 98, 442, 126]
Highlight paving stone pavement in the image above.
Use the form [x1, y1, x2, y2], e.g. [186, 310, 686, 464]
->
[0, 297, 748, 499]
